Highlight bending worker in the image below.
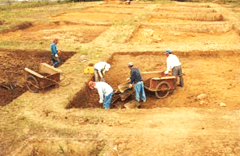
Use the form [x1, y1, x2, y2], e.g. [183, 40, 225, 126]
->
[127, 62, 146, 108]
[164, 49, 184, 87]
[94, 61, 111, 82]
[50, 38, 61, 68]
[88, 81, 113, 109]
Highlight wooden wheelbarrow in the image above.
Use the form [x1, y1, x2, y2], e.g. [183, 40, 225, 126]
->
[142, 71, 176, 99]
[24, 63, 62, 93]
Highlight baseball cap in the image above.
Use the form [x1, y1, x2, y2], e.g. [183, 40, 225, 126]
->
[165, 49, 172, 54]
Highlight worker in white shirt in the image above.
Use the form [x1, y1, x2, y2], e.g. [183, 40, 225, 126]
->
[164, 50, 184, 87]
[94, 62, 111, 82]
[88, 81, 113, 109]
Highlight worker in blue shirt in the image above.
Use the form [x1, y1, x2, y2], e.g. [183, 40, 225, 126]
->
[127, 62, 146, 108]
[50, 38, 61, 68]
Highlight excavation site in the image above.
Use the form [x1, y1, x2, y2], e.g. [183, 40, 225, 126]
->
[1, 1, 240, 156]
[68, 51, 240, 110]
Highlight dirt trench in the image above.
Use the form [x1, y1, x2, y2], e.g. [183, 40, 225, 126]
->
[0, 50, 75, 106]
[68, 51, 240, 110]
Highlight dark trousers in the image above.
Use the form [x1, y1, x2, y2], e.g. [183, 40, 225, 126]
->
[51, 55, 60, 68]
[172, 65, 184, 87]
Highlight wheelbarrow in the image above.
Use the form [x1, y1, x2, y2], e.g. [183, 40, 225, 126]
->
[142, 71, 176, 99]
[24, 63, 62, 93]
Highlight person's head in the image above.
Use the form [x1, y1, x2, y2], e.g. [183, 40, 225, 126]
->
[88, 81, 96, 89]
[104, 63, 111, 72]
[88, 62, 94, 67]
[127, 62, 133, 69]
[53, 38, 59, 44]
[165, 49, 172, 57]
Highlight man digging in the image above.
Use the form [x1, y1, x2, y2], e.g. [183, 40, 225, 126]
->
[94, 61, 111, 82]
[88, 81, 113, 109]
[127, 62, 146, 108]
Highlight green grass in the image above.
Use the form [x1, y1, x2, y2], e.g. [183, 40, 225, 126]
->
[0, 1, 61, 10]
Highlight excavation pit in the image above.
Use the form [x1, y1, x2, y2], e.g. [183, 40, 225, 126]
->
[68, 51, 240, 110]
[53, 12, 133, 23]
[147, 12, 224, 23]
[0, 50, 75, 106]
[0, 23, 110, 44]
[154, 7, 217, 13]
[129, 25, 238, 44]
[82, 6, 145, 14]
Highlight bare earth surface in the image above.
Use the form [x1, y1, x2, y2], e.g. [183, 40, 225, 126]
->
[1, 1, 240, 156]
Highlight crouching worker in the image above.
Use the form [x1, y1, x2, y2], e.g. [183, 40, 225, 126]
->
[88, 81, 113, 109]
[50, 38, 61, 68]
[127, 62, 146, 108]
[94, 62, 111, 82]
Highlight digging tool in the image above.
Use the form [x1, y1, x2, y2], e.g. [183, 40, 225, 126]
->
[124, 100, 140, 109]
[111, 81, 135, 104]
[118, 82, 130, 93]
[119, 89, 135, 101]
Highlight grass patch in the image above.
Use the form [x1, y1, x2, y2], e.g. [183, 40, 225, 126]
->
[9, 21, 32, 32]
[0, 1, 61, 11]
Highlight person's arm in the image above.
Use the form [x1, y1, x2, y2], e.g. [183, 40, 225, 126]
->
[130, 70, 135, 84]
[102, 69, 106, 76]
[97, 86, 104, 103]
[165, 58, 171, 74]
[98, 70, 103, 78]
[102, 63, 110, 76]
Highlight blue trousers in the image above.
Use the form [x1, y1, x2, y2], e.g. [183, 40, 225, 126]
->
[172, 65, 184, 87]
[134, 81, 146, 102]
[103, 92, 113, 109]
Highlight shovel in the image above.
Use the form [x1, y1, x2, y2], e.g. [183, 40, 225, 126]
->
[118, 82, 130, 93]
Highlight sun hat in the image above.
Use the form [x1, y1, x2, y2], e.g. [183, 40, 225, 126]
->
[127, 62, 133, 67]
[88, 81, 95, 89]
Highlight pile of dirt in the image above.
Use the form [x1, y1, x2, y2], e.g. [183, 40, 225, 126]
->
[0, 85, 26, 106]
[0, 50, 75, 106]
[66, 83, 100, 109]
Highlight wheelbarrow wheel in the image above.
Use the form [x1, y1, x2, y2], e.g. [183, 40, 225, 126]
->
[155, 81, 170, 99]
[26, 75, 39, 93]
